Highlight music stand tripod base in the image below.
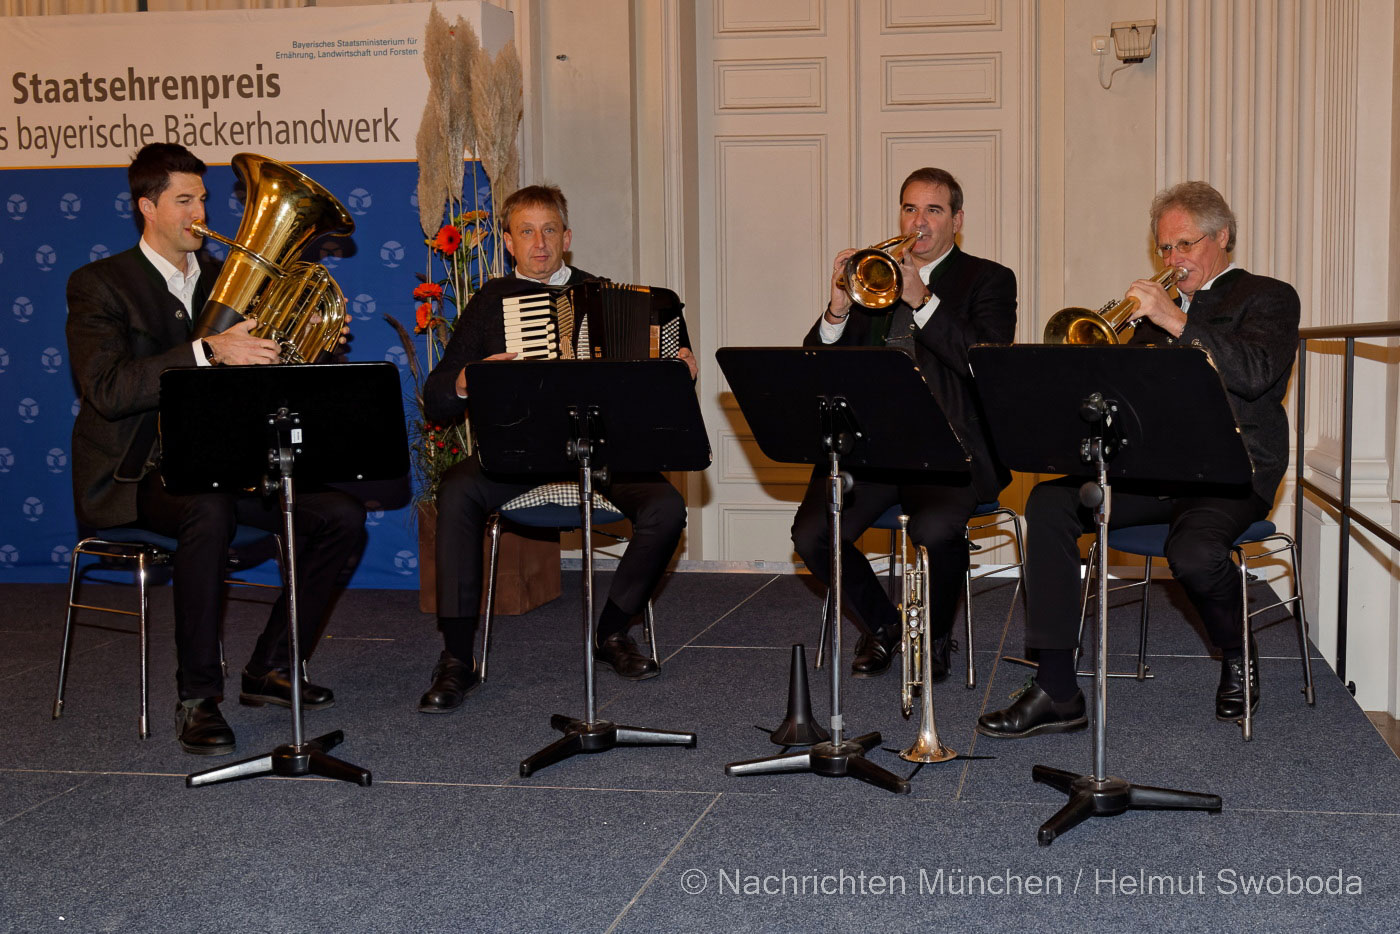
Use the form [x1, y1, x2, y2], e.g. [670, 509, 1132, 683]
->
[187, 730, 372, 787]
[725, 732, 911, 795]
[520, 715, 697, 778]
[1031, 766, 1221, 846]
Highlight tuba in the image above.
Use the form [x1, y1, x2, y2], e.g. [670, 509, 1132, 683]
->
[897, 514, 956, 763]
[1042, 266, 1186, 345]
[191, 153, 355, 363]
[836, 232, 921, 310]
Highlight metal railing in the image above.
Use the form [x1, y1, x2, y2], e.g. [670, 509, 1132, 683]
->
[1294, 322, 1400, 691]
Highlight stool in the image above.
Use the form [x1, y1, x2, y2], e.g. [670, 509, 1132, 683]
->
[1079, 519, 1316, 740]
[53, 525, 281, 739]
[481, 484, 658, 681]
[815, 501, 1025, 689]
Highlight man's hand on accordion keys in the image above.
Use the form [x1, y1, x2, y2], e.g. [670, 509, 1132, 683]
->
[455, 351, 518, 398]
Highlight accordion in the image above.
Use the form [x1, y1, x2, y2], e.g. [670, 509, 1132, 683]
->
[501, 279, 686, 361]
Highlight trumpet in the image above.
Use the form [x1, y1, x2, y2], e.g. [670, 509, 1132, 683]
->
[897, 514, 956, 763]
[1042, 266, 1186, 344]
[836, 232, 921, 310]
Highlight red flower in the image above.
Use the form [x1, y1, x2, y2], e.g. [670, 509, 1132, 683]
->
[433, 224, 463, 254]
[413, 282, 444, 301]
[415, 302, 433, 331]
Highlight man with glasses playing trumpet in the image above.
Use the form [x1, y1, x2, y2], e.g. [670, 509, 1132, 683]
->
[791, 167, 1016, 680]
[978, 181, 1300, 739]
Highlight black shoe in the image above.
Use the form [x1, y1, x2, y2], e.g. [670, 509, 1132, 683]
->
[239, 668, 335, 710]
[418, 651, 481, 713]
[851, 625, 900, 678]
[595, 631, 660, 681]
[976, 681, 1088, 739]
[175, 698, 236, 756]
[1216, 644, 1261, 721]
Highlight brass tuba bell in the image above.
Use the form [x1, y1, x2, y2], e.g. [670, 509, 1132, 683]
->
[1042, 266, 1186, 344]
[836, 232, 921, 310]
[191, 153, 355, 363]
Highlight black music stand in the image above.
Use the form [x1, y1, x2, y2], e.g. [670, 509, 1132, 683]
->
[970, 344, 1251, 844]
[716, 347, 970, 794]
[159, 362, 409, 788]
[464, 359, 710, 777]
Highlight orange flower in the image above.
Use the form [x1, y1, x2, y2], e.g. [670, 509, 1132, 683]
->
[413, 282, 444, 301]
[415, 302, 433, 331]
[458, 210, 490, 225]
[433, 224, 462, 254]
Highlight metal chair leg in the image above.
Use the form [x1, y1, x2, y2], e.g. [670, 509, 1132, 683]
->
[1237, 550, 1255, 742]
[1288, 538, 1316, 705]
[643, 600, 659, 665]
[481, 515, 502, 682]
[137, 551, 151, 740]
[52, 542, 86, 721]
[963, 545, 976, 689]
[1134, 555, 1152, 680]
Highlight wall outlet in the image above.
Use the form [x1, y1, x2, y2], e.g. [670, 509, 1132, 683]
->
[1091, 36, 1110, 55]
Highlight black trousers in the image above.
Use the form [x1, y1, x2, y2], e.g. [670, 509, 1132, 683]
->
[791, 467, 982, 638]
[433, 455, 686, 622]
[136, 473, 366, 700]
[1024, 477, 1269, 654]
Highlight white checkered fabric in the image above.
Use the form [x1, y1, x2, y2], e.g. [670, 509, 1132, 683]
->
[499, 482, 621, 515]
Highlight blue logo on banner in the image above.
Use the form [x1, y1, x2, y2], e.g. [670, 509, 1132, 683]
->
[0, 348, 8, 372]
[90, 244, 111, 261]
[0, 248, 5, 265]
[409, 190, 419, 210]
[40, 347, 62, 373]
[0, 449, 13, 471]
[205, 241, 227, 262]
[228, 194, 242, 214]
[51, 544, 71, 565]
[114, 192, 133, 218]
[393, 550, 418, 574]
[46, 448, 68, 473]
[7, 194, 27, 220]
[23, 497, 44, 522]
[385, 345, 408, 369]
[13, 298, 34, 323]
[347, 188, 372, 215]
[350, 294, 376, 320]
[364, 501, 383, 527]
[71, 398, 81, 416]
[18, 398, 39, 423]
[380, 241, 405, 268]
[35, 245, 57, 271]
[59, 193, 82, 219]
[0, 545, 18, 567]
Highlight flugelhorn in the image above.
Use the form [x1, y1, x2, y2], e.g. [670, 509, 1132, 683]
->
[836, 231, 921, 310]
[191, 153, 355, 363]
[1042, 266, 1186, 345]
[897, 514, 956, 764]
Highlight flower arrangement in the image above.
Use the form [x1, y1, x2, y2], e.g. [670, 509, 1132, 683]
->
[386, 4, 522, 503]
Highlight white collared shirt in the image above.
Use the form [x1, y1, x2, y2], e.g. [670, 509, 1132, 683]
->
[516, 265, 572, 287]
[819, 245, 951, 343]
[140, 239, 214, 365]
[1179, 262, 1238, 314]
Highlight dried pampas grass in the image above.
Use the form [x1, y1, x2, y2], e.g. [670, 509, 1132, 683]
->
[470, 39, 523, 251]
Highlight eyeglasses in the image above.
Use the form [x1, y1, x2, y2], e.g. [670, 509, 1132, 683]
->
[1156, 233, 1208, 258]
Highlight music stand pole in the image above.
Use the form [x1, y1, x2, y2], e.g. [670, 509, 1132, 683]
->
[724, 399, 910, 794]
[187, 408, 370, 788]
[516, 402, 698, 777]
[1028, 395, 1219, 843]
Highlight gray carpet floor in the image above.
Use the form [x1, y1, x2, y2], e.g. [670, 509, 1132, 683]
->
[2, 570, 1397, 933]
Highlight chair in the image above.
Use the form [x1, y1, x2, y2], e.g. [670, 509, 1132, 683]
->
[480, 483, 658, 681]
[53, 525, 281, 739]
[815, 501, 1026, 688]
[1077, 519, 1316, 740]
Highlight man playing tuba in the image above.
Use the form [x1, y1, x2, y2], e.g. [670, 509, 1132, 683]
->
[65, 143, 366, 757]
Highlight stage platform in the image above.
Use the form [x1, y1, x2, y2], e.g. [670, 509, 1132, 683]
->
[2, 572, 1397, 932]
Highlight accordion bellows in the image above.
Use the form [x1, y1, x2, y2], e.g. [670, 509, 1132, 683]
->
[501, 279, 685, 360]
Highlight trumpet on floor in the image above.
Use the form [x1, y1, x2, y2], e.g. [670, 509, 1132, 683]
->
[897, 514, 956, 764]
[1042, 266, 1186, 344]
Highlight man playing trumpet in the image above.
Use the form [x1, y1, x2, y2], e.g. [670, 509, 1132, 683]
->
[978, 181, 1300, 738]
[792, 167, 1017, 680]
